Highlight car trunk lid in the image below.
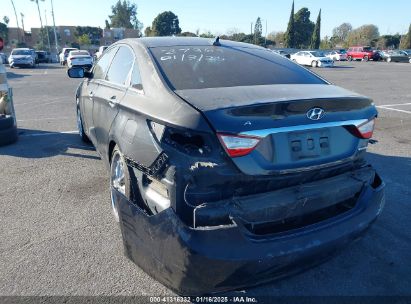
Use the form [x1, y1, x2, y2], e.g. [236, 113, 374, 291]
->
[175, 84, 377, 175]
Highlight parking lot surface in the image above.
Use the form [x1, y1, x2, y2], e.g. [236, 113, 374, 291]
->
[0, 61, 410, 298]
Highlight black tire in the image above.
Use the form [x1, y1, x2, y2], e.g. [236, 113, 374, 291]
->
[110, 146, 133, 222]
[76, 106, 90, 143]
[363, 56, 369, 62]
[0, 124, 18, 146]
[0, 115, 14, 129]
[348, 56, 352, 61]
[311, 60, 318, 68]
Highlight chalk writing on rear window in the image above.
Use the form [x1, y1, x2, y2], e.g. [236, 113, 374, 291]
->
[159, 48, 225, 62]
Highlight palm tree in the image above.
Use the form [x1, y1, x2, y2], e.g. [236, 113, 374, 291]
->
[10, 0, 21, 43]
[30, 0, 45, 47]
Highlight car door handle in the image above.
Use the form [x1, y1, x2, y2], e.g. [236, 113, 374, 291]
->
[88, 91, 94, 100]
[108, 96, 119, 107]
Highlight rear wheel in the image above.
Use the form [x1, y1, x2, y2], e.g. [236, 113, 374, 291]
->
[311, 61, 318, 68]
[387, 57, 392, 63]
[363, 56, 369, 62]
[348, 56, 352, 61]
[110, 146, 132, 222]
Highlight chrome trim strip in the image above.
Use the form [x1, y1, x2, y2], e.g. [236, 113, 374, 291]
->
[240, 119, 368, 137]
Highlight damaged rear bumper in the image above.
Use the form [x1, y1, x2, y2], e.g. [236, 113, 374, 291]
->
[116, 166, 385, 295]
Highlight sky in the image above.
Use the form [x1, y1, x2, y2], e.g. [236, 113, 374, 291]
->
[2, 0, 411, 38]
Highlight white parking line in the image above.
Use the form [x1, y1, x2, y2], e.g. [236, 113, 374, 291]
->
[377, 102, 411, 107]
[19, 130, 78, 137]
[377, 106, 411, 114]
[17, 117, 73, 122]
[15, 97, 68, 106]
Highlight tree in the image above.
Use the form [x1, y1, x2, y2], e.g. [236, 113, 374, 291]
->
[75, 26, 102, 45]
[376, 34, 401, 49]
[310, 10, 321, 49]
[105, 20, 110, 30]
[3, 16, 10, 25]
[108, 0, 142, 33]
[294, 8, 315, 48]
[144, 27, 153, 37]
[77, 34, 91, 46]
[332, 23, 352, 44]
[178, 31, 197, 37]
[400, 24, 411, 49]
[150, 11, 181, 36]
[320, 36, 333, 49]
[254, 17, 262, 38]
[199, 31, 214, 38]
[0, 22, 8, 43]
[268, 31, 285, 47]
[346, 24, 379, 47]
[284, 1, 295, 48]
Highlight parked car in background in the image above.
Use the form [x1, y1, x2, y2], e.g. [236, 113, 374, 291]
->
[68, 37, 384, 295]
[8, 48, 35, 68]
[35, 51, 51, 63]
[67, 50, 93, 70]
[59, 47, 78, 65]
[94, 46, 108, 59]
[290, 50, 334, 67]
[271, 49, 291, 58]
[381, 50, 411, 63]
[347, 46, 379, 61]
[326, 50, 347, 61]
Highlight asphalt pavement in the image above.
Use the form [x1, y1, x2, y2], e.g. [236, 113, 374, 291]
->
[0, 61, 410, 300]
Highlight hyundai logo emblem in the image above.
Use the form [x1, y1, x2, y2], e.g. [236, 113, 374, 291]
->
[307, 108, 325, 120]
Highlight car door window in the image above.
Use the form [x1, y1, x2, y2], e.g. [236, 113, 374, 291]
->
[105, 46, 134, 86]
[93, 47, 116, 80]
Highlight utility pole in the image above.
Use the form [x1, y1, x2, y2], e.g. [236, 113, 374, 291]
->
[20, 13, 25, 43]
[250, 22, 253, 36]
[50, 0, 59, 54]
[265, 19, 267, 47]
[44, 9, 51, 51]
[10, 0, 21, 43]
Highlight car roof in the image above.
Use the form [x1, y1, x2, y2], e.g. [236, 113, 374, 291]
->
[121, 37, 264, 50]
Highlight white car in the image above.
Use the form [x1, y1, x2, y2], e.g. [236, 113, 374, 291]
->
[326, 51, 348, 61]
[8, 48, 35, 68]
[94, 46, 108, 59]
[59, 48, 78, 65]
[67, 50, 93, 70]
[290, 51, 334, 67]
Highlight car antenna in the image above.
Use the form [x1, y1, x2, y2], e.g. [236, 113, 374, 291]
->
[213, 36, 221, 46]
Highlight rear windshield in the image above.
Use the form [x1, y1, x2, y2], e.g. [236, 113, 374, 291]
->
[71, 51, 90, 56]
[12, 50, 31, 55]
[150, 46, 325, 90]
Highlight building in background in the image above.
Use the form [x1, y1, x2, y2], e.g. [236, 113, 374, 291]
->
[5, 26, 140, 52]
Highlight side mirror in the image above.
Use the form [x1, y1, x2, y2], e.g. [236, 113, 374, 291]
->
[67, 67, 85, 78]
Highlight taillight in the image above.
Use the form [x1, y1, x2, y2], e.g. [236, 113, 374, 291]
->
[217, 133, 261, 157]
[355, 119, 375, 139]
[346, 118, 376, 139]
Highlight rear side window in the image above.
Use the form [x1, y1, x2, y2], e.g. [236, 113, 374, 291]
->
[105, 46, 134, 86]
[93, 47, 116, 80]
[150, 46, 325, 90]
[130, 61, 143, 90]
